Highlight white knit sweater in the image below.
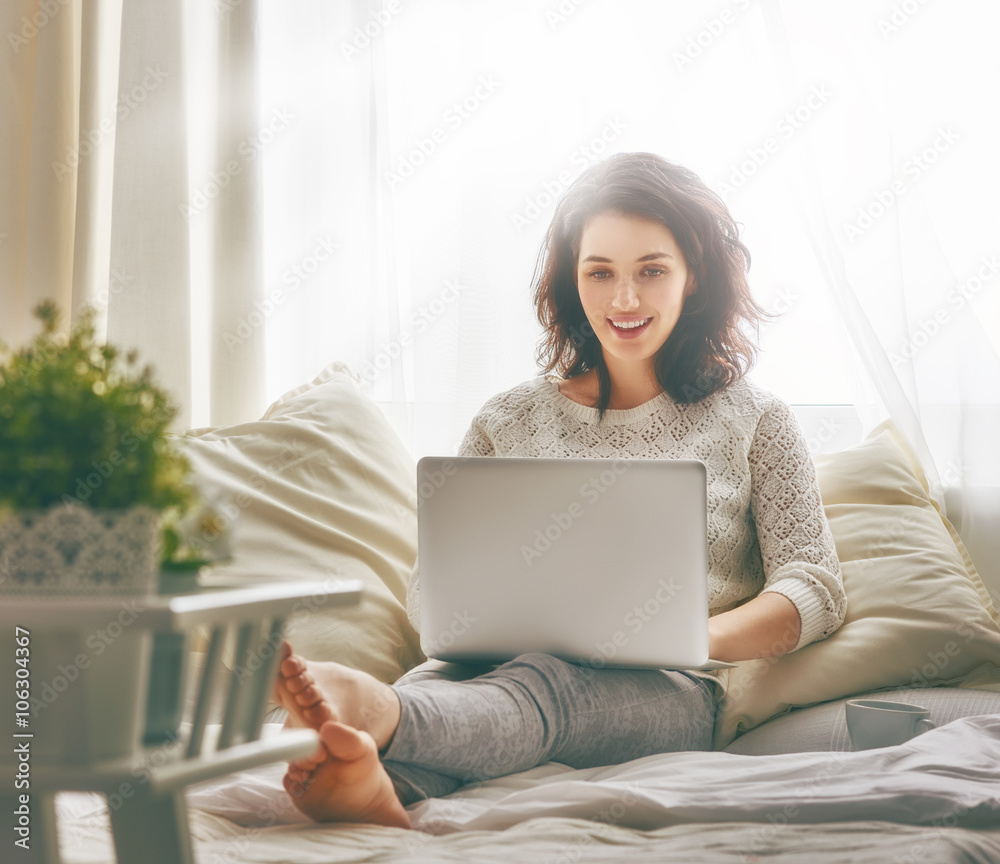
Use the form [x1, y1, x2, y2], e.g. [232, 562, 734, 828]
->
[407, 374, 846, 660]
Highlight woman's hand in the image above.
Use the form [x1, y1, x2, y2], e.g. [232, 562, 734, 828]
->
[708, 593, 801, 662]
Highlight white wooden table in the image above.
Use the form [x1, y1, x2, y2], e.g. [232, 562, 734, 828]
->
[1, 578, 362, 864]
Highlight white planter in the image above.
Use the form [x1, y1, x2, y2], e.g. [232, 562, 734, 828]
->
[0, 503, 161, 595]
[24, 626, 153, 766]
[0, 504, 161, 763]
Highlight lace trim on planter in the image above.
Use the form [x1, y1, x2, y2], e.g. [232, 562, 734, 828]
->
[0, 504, 159, 595]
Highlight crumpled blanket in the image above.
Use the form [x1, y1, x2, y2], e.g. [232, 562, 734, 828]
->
[172, 715, 1000, 833]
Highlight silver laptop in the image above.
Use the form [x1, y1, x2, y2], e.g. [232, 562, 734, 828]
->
[416, 456, 733, 671]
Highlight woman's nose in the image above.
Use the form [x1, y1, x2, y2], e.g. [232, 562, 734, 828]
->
[611, 279, 640, 311]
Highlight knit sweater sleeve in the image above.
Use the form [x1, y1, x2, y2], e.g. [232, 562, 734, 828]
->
[405, 412, 496, 631]
[748, 396, 847, 651]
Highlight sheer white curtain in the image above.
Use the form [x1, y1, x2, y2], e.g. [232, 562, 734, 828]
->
[4, 0, 997, 507]
[260, 0, 999, 500]
[752, 0, 1000, 509]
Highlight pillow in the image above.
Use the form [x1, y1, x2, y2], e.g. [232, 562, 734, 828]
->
[177, 362, 424, 684]
[713, 420, 1000, 749]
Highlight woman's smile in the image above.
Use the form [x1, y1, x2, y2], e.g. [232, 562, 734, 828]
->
[607, 316, 653, 338]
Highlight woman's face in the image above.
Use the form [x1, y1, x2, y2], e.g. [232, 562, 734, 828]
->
[575, 210, 695, 372]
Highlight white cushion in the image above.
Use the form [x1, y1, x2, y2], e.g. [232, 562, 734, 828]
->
[715, 420, 1000, 748]
[178, 362, 423, 683]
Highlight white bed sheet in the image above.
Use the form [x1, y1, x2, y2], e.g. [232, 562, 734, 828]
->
[56, 716, 1000, 863]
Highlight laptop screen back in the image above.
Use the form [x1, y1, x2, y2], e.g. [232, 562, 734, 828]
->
[416, 456, 712, 669]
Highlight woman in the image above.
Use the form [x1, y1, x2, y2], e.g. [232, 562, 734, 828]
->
[273, 152, 847, 828]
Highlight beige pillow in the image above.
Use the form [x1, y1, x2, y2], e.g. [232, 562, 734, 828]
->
[178, 362, 424, 683]
[714, 420, 1000, 749]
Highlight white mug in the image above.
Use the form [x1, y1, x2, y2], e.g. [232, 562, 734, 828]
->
[845, 699, 936, 750]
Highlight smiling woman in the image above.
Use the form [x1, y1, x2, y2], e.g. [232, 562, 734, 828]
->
[267, 152, 846, 829]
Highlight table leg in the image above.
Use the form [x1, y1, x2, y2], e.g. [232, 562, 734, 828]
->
[108, 786, 194, 864]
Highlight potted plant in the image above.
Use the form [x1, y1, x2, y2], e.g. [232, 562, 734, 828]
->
[0, 301, 216, 758]
[0, 301, 194, 594]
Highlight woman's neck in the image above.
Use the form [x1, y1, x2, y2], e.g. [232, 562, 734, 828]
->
[561, 366, 663, 411]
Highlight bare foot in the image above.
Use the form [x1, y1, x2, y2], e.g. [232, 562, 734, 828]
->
[271, 643, 411, 827]
[272, 643, 401, 750]
[283, 721, 411, 828]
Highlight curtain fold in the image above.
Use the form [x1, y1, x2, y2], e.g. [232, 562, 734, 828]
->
[1, 0, 122, 346]
[2, 0, 82, 347]
[70, 0, 122, 330]
[208, 0, 264, 427]
[107, 0, 193, 427]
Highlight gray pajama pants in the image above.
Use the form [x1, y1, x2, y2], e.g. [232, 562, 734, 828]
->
[380, 653, 720, 805]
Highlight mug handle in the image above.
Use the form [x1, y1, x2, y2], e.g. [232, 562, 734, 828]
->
[917, 718, 936, 733]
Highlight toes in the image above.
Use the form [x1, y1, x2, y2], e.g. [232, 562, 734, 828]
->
[272, 642, 295, 701]
[280, 654, 308, 679]
[289, 754, 320, 773]
[318, 721, 374, 763]
[286, 764, 311, 785]
[294, 682, 323, 705]
[304, 701, 336, 726]
[283, 771, 309, 799]
[289, 682, 337, 726]
[282, 670, 315, 697]
[290, 739, 330, 773]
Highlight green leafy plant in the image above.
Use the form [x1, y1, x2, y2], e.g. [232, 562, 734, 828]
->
[0, 300, 193, 523]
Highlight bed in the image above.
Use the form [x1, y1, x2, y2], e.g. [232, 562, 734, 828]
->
[53, 711, 1000, 862]
[51, 362, 1000, 862]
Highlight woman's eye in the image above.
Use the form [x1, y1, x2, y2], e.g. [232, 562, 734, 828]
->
[588, 270, 612, 280]
[642, 267, 666, 278]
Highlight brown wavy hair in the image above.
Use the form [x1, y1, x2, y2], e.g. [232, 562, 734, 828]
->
[533, 152, 769, 419]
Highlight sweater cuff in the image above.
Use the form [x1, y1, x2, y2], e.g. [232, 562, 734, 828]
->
[760, 576, 829, 652]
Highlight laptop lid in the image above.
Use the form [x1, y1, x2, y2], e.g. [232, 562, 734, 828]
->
[417, 456, 729, 670]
